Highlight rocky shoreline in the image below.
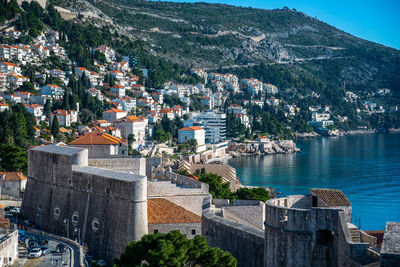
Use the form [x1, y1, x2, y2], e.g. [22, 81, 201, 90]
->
[388, 128, 400, 133]
[228, 140, 300, 157]
[294, 129, 379, 139]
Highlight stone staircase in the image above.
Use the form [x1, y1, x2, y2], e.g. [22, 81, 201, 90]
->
[348, 223, 361, 243]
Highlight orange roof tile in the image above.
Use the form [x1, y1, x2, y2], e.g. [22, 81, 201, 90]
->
[104, 107, 125, 113]
[0, 172, 27, 181]
[179, 126, 203, 131]
[147, 198, 201, 224]
[125, 115, 143, 123]
[310, 188, 351, 207]
[69, 131, 122, 145]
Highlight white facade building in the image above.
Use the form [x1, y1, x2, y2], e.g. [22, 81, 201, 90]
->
[178, 126, 206, 153]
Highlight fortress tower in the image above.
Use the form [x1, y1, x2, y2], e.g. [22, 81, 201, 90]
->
[21, 144, 148, 261]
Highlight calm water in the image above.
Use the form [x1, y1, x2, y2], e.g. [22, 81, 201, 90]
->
[228, 133, 400, 230]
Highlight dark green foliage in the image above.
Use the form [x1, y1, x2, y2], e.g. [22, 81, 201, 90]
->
[18, 82, 36, 94]
[195, 171, 272, 202]
[0, 104, 36, 173]
[189, 94, 207, 112]
[226, 113, 246, 137]
[114, 230, 237, 267]
[152, 115, 181, 143]
[0, 144, 27, 174]
[0, 0, 21, 23]
[94, 50, 107, 65]
[14, 1, 44, 37]
[163, 94, 186, 109]
[235, 187, 270, 202]
[197, 172, 234, 200]
[51, 115, 60, 139]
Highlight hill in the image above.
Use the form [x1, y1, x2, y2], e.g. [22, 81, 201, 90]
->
[51, 0, 400, 94]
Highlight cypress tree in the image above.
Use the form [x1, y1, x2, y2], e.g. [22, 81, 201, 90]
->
[51, 115, 60, 139]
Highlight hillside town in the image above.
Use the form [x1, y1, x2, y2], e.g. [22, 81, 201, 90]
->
[0, 1, 399, 267]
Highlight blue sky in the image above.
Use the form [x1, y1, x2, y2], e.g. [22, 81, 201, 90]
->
[166, 0, 400, 50]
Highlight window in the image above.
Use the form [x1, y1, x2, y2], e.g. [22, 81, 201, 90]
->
[191, 229, 196, 235]
[72, 215, 78, 223]
[54, 208, 60, 216]
[92, 219, 99, 231]
[37, 204, 43, 210]
[105, 187, 111, 194]
[153, 229, 159, 234]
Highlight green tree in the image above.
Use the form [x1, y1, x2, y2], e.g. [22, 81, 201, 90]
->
[18, 82, 36, 94]
[234, 187, 270, 202]
[62, 88, 70, 110]
[197, 172, 233, 200]
[44, 99, 51, 118]
[0, 144, 28, 174]
[114, 230, 237, 267]
[51, 115, 60, 139]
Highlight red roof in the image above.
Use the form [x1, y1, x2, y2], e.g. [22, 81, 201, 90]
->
[104, 107, 125, 113]
[69, 132, 123, 145]
[0, 172, 27, 181]
[147, 198, 201, 224]
[179, 126, 203, 131]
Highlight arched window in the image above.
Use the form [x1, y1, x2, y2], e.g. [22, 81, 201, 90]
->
[54, 208, 60, 216]
[92, 219, 99, 231]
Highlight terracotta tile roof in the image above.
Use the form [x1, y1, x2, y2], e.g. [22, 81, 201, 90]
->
[46, 84, 60, 88]
[1, 61, 18, 67]
[147, 198, 201, 224]
[69, 131, 122, 145]
[104, 107, 125, 113]
[125, 115, 143, 123]
[310, 188, 351, 207]
[0, 172, 27, 181]
[179, 126, 203, 131]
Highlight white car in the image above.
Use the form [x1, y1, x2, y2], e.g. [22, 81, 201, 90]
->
[28, 247, 42, 258]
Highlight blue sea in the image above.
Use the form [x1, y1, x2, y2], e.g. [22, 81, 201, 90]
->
[228, 133, 400, 230]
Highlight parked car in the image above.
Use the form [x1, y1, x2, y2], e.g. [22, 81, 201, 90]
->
[28, 241, 39, 249]
[96, 260, 107, 266]
[41, 246, 51, 255]
[4, 206, 15, 212]
[56, 244, 66, 253]
[28, 247, 42, 258]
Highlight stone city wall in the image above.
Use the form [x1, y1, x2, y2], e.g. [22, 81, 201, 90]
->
[149, 170, 210, 216]
[88, 158, 146, 176]
[148, 223, 201, 239]
[202, 211, 264, 267]
[222, 201, 265, 230]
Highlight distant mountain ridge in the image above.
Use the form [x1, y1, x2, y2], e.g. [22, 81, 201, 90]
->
[52, 0, 400, 92]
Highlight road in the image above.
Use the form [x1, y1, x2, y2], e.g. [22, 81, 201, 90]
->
[17, 232, 78, 267]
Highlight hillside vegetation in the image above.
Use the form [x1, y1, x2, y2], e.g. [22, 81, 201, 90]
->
[51, 0, 400, 94]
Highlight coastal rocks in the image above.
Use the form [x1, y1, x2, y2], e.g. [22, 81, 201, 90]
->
[337, 129, 377, 136]
[294, 132, 320, 138]
[228, 140, 300, 157]
[388, 128, 400, 133]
